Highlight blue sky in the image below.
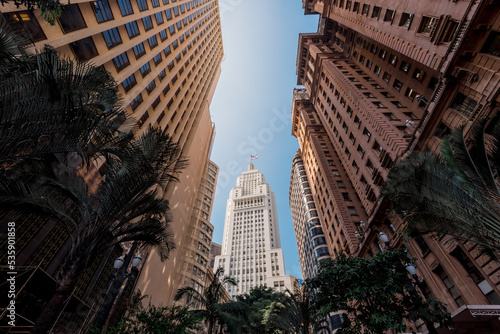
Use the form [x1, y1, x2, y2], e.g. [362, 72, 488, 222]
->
[209, 0, 319, 280]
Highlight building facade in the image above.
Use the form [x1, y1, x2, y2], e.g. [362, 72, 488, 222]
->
[292, 0, 500, 332]
[0, 0, 224, 315]
[214, 163, 297, 299]
[209, 242, 222, 269]
[289, 149, 331, 280]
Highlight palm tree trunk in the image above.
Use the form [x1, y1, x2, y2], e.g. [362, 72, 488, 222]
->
[208, 319, 214, 334]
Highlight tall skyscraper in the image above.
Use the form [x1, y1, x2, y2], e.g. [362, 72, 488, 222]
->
[1, 0, 224, 310]
[214, 163, 297, 299]
[291, 0, 500, 331]
[289, 149, 330, 280]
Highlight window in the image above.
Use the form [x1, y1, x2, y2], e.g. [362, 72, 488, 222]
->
[399, 60, 411, 73]
[6, 11, 46, 42]
[384, 112, 398, 120]
[337, 181, 346, 188]
[163, 84, 171, 96]
[164, 45, 172, 56]
[155, 12, 164, 25]
[122, 74, 137, 92]
[372, 101, 386, 108]
[362, 4, 369, 16]
[372, 6, 381, 19]
[353, 2, 360, 12]
[130, 94, 143, 110]
[148, 35, 158, 49]
[142, 15, 153, 31]
[102, 28, 122, 49]
[133, 42, 146, 58]
[169, 24, 176, 35]
[388, 54, 398, 66]
[357, 145, 365, 157]
[412, 68, 426, 81]
[165, 8, 173, 20]
[363, 128, 371, 140]
[140, 62, 151, 77]
[70, 37, 98, 61]
[153, 52, 162, 65]
[125, 21, 140, 38]
[137, 0, 149, 11]
[91, 0, 114, 23]
[117, 0, 134, 16]
[418, 16, 438, 36]
[348, 207, 357, 215]
[58, 4, 86, 33]
[146, 80, 156, 94]
[393, 79, 403, 92]
[384, 9, 395, 22]
[151, 0, 160, 7]
[168, 60, 175, 71]
[379, 49, 387, 59]
[381, 91, 394, 98]
[382, 72, 391, 83]
[173, 39, 179, 49]
[481, 31, 500, 57]
[441, 20, 460, 43]
[159, 29, 167, 41]
[158, 69, 166, 81]
[451, 92, 478, 117]
[399, 13, 413, 28]
[112, 52, 130, 72]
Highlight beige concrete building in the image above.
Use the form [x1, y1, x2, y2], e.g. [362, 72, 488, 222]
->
[1, 0, 224, 310]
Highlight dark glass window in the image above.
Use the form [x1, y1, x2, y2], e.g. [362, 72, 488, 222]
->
[142, 15, 153, 31]
[163, 84, 171, 96]
[164, 45, 172, 56]
[91, 0, 114, 23]
[130, 94, 143, 110]
[169, 24, 176, 35]
[125, 21, 140, 38]
[58, 4, 86, 33]
[172, 39, 179, 49]
[173, 6, 179, 16]
[140, 62, 151, 77]
[133, 42, 146, 58]
[148, 35, 158, 49]
[159, 69, 166, 81]
[451, 92, 478, 117]
[122, 74, 137, 92]
[102, 28, 122, 49]
[6, 11, 46, 42]
[153, 52, 162, 65]
[113, 52, 130, 72]
[176, 21, 182, 30]
[146, 80, 156, 94]
[168, 60, 175, 71]
[137, 0, 149, 11]
[70, 37, 98, 61]
[117, 0, 134, 16]
[180, 4, 185, 13]
[159, 29, 168, 41]
[155, 12, 164, 25]
[163, 0, 169, 3]
[165, 8, 173, 20]
[151, 0, 160, 7]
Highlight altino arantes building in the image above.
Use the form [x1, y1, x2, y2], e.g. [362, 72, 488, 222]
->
[0, 0, 223, 330]
[290, 0, 500, 333]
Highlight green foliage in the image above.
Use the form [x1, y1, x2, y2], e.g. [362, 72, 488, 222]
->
[94, 304, 203, 334]
[381, 118, 500, 259]
[308, 250, 451, 334]
[175, 268, 244, 334]
[1, 0, 65, 25]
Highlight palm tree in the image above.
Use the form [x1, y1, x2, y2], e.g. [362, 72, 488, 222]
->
[175, 267, 243, 334]
[381, 117, 500, 258]
[0, 21, 132, 169]
[0, 126, 188, 334]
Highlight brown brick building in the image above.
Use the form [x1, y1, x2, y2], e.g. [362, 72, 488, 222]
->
[292, 0, 500, 332]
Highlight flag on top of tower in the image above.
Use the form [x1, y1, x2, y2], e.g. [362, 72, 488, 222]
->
[251, 155, 258, 160]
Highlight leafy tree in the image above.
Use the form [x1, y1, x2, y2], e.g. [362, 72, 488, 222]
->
[0, 126, 187, 334]
[308, 250, 451, 334]
[381, 119, 500, 259]
[236, 286, 291, 334]
[1, 0, 66, 24]
[0, 23, 132, 169]
[175, 267, 243, 334]
[97, 304, 203, 334]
